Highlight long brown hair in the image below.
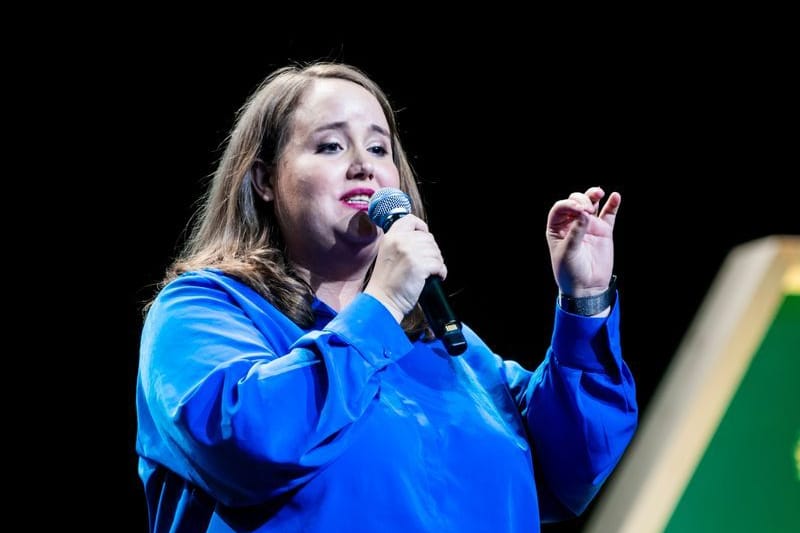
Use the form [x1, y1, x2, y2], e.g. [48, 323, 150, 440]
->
[153, 62, 429, 338]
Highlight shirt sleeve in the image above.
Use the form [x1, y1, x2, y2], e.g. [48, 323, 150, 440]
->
[500, 295, 638, 520]
[138, 273, 413, 506]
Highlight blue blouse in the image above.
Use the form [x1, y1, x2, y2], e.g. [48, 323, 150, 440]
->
[136, 269, 637, 532]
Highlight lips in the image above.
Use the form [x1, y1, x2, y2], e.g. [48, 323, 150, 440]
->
[340, 188, 375, 210]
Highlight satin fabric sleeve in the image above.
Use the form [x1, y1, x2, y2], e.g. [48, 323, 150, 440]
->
[138, 272, 413, 507]
[500, 296, 638, 521]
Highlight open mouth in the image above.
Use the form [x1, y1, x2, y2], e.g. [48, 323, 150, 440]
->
[340, 189, 375, 210]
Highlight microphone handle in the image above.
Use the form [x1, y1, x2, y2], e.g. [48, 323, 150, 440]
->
[418, 276, 467, 356]
[376, 208, 467, 355]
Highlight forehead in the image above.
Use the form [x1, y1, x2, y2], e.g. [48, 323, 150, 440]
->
[292, 78, 389, 132]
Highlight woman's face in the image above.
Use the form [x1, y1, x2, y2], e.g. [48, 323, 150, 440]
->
[272, 78, 401, 271]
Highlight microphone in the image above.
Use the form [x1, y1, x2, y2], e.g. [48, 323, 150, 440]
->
[368, 187, 467, 356]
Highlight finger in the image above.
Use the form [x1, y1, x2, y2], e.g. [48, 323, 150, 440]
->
[384, 214, 429, 234]
[584, 186, 605, 201]
[568, 190, 601, 215]
[584, 186, 605, 214]
[438, 263, 448, 281]
[547, 199, 585, 228]
[568, 192, 591, 210]
[413, 233, 447, 280]
[598, 191, 621, 229]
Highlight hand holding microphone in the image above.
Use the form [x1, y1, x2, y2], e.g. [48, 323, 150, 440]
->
[365, 188, 467, 356]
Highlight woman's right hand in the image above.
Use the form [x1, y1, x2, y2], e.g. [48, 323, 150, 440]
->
[364, 214, 447, 323]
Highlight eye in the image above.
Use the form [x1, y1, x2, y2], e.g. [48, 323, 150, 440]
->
[368, 145, 389, 156]
[316, 142, 343, 154]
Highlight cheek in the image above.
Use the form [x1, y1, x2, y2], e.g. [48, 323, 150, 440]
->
[272, 181, 303, 226]
[274, 172, 318, 210]
[274, 176, 331, 229]
[379, 163, 401, 188]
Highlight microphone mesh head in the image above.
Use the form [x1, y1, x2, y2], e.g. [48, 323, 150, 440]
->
[368, 187, 412, 231]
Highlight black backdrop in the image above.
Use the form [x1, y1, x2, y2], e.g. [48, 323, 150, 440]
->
[113, 35, 797, 532]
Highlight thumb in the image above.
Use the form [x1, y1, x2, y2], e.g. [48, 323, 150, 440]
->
[563, 211, 589, 253]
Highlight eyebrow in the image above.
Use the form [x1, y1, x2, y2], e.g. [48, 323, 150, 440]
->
[312, 121, 390, 138]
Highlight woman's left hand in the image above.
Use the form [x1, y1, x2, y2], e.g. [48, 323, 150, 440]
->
[546, 186, 620, 296]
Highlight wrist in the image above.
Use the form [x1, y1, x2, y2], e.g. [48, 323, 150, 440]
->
[558, 275, 617, 316]
[363, 288, 405, 323]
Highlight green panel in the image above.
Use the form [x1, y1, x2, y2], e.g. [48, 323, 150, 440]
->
[664, 294, 800, 533]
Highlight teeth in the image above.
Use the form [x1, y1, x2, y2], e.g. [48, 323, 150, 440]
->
[344, 194, 371, 203]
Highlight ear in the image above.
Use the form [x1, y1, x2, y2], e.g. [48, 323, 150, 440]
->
[250, 159, 274, 202]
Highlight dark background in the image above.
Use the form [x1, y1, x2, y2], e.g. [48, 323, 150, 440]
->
[106, 33, 797, 531]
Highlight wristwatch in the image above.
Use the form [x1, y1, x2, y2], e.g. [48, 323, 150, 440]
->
[558, 275, 617, 316]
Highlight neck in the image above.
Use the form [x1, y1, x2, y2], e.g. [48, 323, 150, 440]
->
[290, 256, 373, 312]
[313, 278, 366, 312]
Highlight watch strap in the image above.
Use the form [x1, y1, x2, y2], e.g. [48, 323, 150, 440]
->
[558, 275, 617, 316]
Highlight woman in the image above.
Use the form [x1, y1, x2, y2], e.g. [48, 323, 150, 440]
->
[136, 61, 637, 532]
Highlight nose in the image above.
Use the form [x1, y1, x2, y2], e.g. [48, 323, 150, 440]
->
[346, 156, 375, 181]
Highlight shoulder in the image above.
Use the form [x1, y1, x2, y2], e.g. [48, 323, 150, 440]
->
[458, 323, 500, 367]
[161, 268, 238, 291]
[460, 323, 490, 351]
[148, 269, 299, 337]
[147, 269, 263, 323]
[155, 269, 258, 305]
